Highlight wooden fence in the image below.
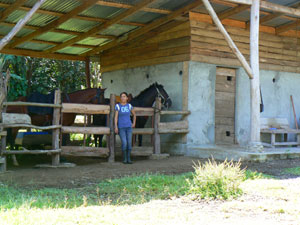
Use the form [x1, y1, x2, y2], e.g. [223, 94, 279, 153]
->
[0, 92, 190, 171]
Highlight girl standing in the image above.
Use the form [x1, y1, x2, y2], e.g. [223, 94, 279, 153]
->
[114, 92, 136, 164]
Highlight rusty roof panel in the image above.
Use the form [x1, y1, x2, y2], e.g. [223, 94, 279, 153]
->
[58, 18, 99, 32]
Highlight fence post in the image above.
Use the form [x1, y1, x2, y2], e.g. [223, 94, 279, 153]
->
[108, 94, 115, 162]
[52, 89, 61, 166]
[154, 97, 161, 155]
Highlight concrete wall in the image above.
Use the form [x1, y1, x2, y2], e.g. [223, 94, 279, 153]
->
[101, 62, 186, 151]
[236, 69, 300, 146]
[187, 62, 216, 147]
[101, 61, 300, 153]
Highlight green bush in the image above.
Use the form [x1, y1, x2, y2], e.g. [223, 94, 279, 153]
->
[187, 159, 245, 200]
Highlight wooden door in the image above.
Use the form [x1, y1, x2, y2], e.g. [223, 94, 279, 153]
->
[215, 67, 236, 144]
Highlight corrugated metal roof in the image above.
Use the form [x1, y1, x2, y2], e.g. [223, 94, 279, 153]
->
[0, 0, 300, 59]
[80, 4, 127, 19]
[18, 42, 52, 51]
[100, 24, 137, 36]
[36, 32, 75, 43]
[25, 0, 81, 13]
[57, 46, 90, 55]
[124, 11, 163, 24]
[0, 26, 33, 37]
[58, 19, 99, 33]
[77, 37, 109, 46]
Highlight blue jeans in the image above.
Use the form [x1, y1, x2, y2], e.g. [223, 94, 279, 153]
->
[119, 127, 132, 151]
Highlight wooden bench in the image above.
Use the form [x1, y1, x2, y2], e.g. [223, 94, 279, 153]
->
[260, 118, 300, 148]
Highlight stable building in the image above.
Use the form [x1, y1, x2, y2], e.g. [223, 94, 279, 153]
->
[1, 0, 300, 161]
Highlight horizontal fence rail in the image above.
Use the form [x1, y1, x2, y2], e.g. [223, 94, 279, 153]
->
[3, 101, 61, 108]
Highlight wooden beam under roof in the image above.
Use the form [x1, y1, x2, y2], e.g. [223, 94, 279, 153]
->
[96, 0, 172, 14]
[0, 48, 85, 61]
[8, 0, 100, 49]
[45, 0, 157, 53]
[83, 0, 203, 56]
[0, 21, 116, 40]
[217, 4, 250, 20]
[276, 20, 300, 34]
[260, 2, 300, 25]
[0, 0, 27, 22]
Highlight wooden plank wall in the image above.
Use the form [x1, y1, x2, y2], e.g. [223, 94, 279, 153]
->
[190, 12, 300, 74]
[100, 21, 191, 73]
[215, 67, 236, 144]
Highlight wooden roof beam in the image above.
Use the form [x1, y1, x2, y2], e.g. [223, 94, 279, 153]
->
[83, 0, 203, 56]
[96, 0, 172, 15]
[276, 21, 300, 34]
[260, 2, 300, 25]
[218, 4, 250, 20]
[0, 21, 116, 40]
[0, 0, 27, 22]
[8, 0, 100, 48]
[46, 0, 157, 53]
[0, 48, 85, 61]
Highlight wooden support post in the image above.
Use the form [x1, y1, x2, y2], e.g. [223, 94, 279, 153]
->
[52, 90, 61, 165]
[182, 61, 189, 143]
[0, 0, 47, 50]
[202, 0, 253, 79]
[154, 97, 161, 155]
[108, 94, 115, 162]
[249, 0, 262, 151]
[271, 133, 275, 148]
[85, 57, 91, 88]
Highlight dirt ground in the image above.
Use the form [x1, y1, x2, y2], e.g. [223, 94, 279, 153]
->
[1, 155, 300, 188]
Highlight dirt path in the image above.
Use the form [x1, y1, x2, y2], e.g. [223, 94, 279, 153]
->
[1, 156, 300, 188]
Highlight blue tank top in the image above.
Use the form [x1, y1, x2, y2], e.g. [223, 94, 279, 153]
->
[115, 103, 133, 128]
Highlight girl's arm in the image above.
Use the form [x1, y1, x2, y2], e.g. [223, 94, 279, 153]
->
[131, 109, 136, 128]
[114, 110, 119, 133]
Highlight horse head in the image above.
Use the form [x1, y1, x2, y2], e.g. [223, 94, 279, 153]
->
[154, 82, 172, 109]
[90, 88, 106, 104]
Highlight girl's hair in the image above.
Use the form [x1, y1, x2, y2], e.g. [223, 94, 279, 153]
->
[120, 92, 128, 97]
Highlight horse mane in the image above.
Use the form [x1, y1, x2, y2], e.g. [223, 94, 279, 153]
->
[67, 88, 97, 94]
[134, 83, 163, 100]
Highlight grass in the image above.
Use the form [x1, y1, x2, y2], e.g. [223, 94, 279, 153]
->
[0, 169, 269, 210]
[1, 169, 294, 225]
[282, 167, 300, 175]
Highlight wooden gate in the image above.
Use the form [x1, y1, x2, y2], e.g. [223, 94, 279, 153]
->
[215, 67, 236, 144]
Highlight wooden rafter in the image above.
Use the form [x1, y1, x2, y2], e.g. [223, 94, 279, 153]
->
[0, 21, 116, 40]
[45, 0, 157, 53]
[217, 4, 250, 20]
[8, 0, 100, 49]
[260, 2, 300, 24]
[83, 0, 203, 56]
[96, 0, 172, 15]
[276, 21, 300, 34]
[0, 0, 27, 22]
[0, 35, 95, 49]
[0, 48, 85, 61]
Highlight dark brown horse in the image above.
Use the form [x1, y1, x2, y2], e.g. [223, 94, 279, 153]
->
[6, 88, 106, 148]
